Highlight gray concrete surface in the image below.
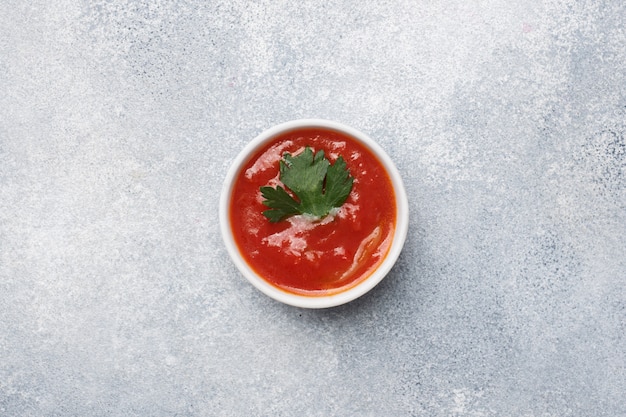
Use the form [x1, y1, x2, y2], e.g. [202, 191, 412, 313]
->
[1, 0, 624, 416]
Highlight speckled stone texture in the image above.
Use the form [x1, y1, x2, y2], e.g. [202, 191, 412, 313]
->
[1, 0, 624, 416]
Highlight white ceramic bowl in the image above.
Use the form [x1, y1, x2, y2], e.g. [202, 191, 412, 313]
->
[219, 119, 409, 308]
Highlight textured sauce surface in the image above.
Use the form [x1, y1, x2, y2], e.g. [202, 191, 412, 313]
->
[230, 128, 396, 295]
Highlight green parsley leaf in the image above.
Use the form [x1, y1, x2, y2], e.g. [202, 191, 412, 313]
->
[260, 147, 354, 223]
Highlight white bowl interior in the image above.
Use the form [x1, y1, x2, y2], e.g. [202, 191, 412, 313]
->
[219, 119, 409, 308]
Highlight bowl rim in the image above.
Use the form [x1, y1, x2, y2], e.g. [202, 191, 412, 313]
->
[219, 119, 409, 308]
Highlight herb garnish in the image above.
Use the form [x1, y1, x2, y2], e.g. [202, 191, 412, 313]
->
[260, 147, 354, 223]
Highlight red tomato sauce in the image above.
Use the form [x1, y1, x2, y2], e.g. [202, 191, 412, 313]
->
[230, 128, 396, 296]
